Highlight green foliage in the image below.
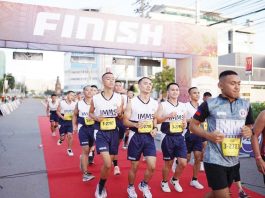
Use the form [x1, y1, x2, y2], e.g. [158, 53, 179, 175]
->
[44, 89, 54, 96]
[251, 102, 265, 120]
[152, 66, 175, 94]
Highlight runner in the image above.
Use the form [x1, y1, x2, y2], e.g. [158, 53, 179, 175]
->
[157, 83, 187, 193]
[72, 85, 95, 182]
[189, 70, 253, 198]
[112, 80, 127, 175]
[56, 90, 76, 156]
[123, 77, 158, 198]
[123, 89, 135, 149]
[90, 72, 123, 198]
[184, 87, 204, 189]
[46, 93, 59, 136]
[88, 85, 99, 165]
[252, 110, 265, 184]
[200, 92, 212, 171]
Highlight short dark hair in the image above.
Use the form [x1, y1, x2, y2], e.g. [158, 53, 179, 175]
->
[51, 93, 57, 97]
[203, 92, 212, 97]
[91, 85, 98, 89]
[66, 90, 74, 95]
[166, 83, 179, 91]
[188, 87, 198, 94]
[138, 77, 152, 84]
[219, 70, 238, 79]
[115, 80, 122, 83]
[102, 72, 113, 78]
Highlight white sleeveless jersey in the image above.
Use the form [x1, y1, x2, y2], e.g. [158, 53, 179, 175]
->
[161, 101, 186, 122]
[60, 100, 76, 114]
[185, 102, 198, 119]
[130, 96, 158, 121]
[48, 100, 59, 111]
[93, 92, 122, 117]
[78, 99, 92, 118]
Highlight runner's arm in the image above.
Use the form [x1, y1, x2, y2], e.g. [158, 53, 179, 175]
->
[251, 110, 265, 174]
[123, 100, 137, 128]
[72, 104, 78, 131]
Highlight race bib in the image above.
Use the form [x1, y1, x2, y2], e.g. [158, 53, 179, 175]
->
[138, 120, 153, 133]
[64, 113, 72, 121]
[202, 122, 208, 131]
[170, 121, 183, 133]
[100, 118, 116, 130]
[221, 138, 241, 157]
[84, 117, 94, 126]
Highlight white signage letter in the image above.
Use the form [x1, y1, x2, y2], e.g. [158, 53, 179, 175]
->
[76, 17, 104, 40]
[117, 22, 139, 44]
[105, 20, 118, 42]
[61, 15, 75, 38]
[33, 12, 60, 36]
[140, 24, 163, 46]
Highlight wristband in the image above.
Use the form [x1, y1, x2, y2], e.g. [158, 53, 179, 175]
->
[255, 155, 262, 160]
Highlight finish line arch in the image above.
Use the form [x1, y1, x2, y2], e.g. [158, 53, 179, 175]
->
[0, 1, 218, 101]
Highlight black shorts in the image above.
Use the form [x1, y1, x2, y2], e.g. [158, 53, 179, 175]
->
[233, 163, 240, 182]
[204, 162, 238, 190]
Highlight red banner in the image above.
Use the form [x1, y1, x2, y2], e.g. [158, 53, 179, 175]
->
[245, 56, 253, 75]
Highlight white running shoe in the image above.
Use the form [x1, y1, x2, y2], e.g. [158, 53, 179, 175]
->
[138, 183, 152, 198]
[127, 185, 138, 198]
[190, 180, 204, 189]
[82, 172, 95, 182]
[67, 149, 74, 157]
[95, 184, 107, 198]
[161, 181, 171, 192]
[171, 158, 177, 173]
[114, 166, 120, 175]
[200, 162, 205, 171]
[170, 178, 183, 192]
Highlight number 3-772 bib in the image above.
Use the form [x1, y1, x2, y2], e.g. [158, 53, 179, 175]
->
[221, 137, 241, 157]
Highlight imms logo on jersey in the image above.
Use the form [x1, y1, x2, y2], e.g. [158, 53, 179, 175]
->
[239, 109, 247, 118]
[81, 112, 89, 117]
[138, 113, 154, 120]
[100, 109, 117, 117]
[216, 119, 245, 136]
[168, 114, 184, 121]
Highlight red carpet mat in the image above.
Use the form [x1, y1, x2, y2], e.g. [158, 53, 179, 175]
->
[38, 116, 263, 198]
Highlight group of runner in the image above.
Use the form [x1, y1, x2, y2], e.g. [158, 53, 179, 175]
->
[45, 70, 265, 198]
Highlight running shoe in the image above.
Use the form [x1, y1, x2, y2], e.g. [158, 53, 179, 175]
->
[190, 180, 204, 189]
[127, 185, 138, 198]
[170, 178, 183, 192]
[138, 182, 152, 198]
[161, 181, 171, 192]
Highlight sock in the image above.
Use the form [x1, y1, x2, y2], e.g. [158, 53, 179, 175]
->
[192, 177, 197, 181]
[113, 160, 118, 167]
[98, 179, 107, 194]
[172, 177, 178, 181]
[128, 184, 134, 188]
[162, 180, 168, 183]
[141, 180, 148, 187]
[89, 151, 93, 157]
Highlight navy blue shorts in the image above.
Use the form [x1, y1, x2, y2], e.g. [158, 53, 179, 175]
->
[185, 133, 202, 153]
[50, 112, 59, 122]
[78, 125, 94, 147]
[95, 129, 119, 155]
[161, 134, 187, 160]
[117, 119, 126, 140]
[59, 121, 73, 135]
[127, 132, 156, 161]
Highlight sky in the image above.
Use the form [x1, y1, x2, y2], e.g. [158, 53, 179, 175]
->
[1, 0, 265, 91]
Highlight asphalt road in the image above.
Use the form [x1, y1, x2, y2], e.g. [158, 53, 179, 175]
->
[0, 98, 264, 198]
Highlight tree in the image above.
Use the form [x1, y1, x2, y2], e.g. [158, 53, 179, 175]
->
[5, 73, 15, 90]
[152, 66, 175, 94]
